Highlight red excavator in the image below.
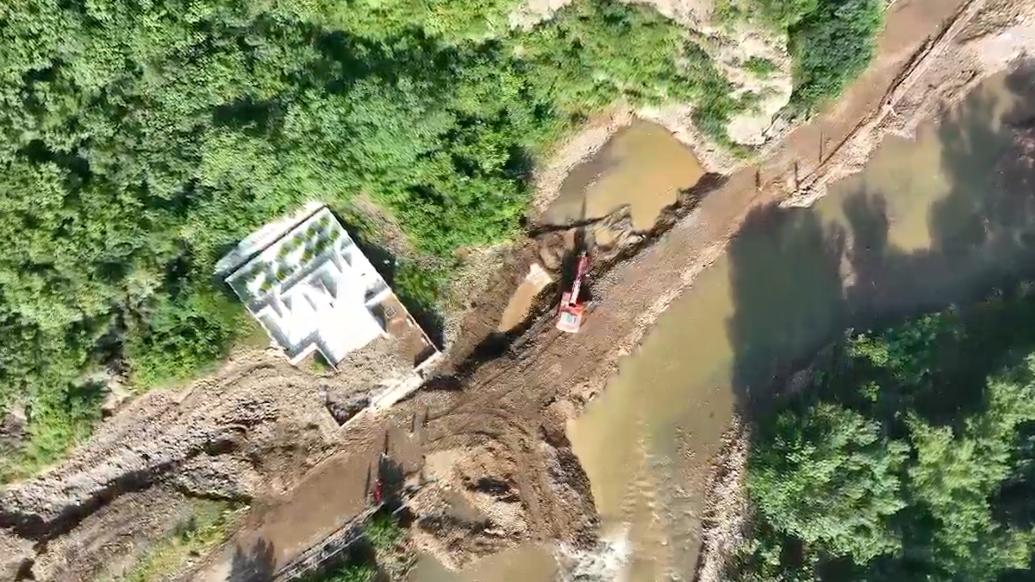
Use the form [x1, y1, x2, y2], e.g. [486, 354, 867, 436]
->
[556, 251, 590, 333]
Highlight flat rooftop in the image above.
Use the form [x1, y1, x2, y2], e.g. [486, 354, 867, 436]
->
[223, 206, 436, 368]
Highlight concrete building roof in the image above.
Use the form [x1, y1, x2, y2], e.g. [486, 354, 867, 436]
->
[224, 206, 412, 366]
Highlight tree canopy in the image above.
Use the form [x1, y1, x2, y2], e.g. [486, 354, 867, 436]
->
[0, 0, 744, 480]
[730, 299, 1035, 581]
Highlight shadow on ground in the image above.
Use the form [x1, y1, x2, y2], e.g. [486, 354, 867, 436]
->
[229, 537, 276, 582]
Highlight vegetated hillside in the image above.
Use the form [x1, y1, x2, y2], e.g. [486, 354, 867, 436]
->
[0, 0, 886, 482]
[718, 0, 884, 115]
[728, 291, 1035, 581]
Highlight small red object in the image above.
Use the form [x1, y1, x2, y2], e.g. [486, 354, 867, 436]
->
[556, 252, 590, 333]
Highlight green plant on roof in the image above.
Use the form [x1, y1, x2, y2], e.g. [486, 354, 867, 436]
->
[328, 229, 341, 242]
[314, 239, 330, 255]
[276, 265, 291, 280]
[277, 244, 291, 259]
[259, 279, 273, 293]
[318, 215, 331, 229]
[301, 247, 315, 263]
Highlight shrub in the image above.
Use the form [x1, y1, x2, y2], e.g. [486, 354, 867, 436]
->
[787, 0, 883, 114]
[364, 512, 403, 551]
[743, 56, 777, 77]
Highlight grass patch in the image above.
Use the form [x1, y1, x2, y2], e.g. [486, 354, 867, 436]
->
[0, 382, 106, 484]
[299, 510, 407, 582]
[364, 512, 404, 552]
[121, 500, 244, 582]
[743, 56, 778, 78]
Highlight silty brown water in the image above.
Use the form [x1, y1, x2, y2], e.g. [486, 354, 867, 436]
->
[542, 121, 705, 230]
[570, 67, 1035, 581]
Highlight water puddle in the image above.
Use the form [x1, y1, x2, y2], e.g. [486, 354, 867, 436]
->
[569, 67, 1035, 581]
[498, 263, 553, 332]
[542, 121, 705, 230]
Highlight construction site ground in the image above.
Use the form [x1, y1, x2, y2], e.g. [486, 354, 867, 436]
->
[1, 0, 1033, 579]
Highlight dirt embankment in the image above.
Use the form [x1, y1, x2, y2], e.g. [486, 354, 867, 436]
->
[1, 1, 1032, 580]
[0, 350, 389, 580]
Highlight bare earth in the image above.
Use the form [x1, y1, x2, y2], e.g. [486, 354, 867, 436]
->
[2, 0, 1034, 580]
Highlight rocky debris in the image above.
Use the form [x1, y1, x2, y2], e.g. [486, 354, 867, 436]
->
[332, 337, 414, 391]
[0, 351, 349, 579]
[637, 0, 794, 147]
[1010, 117, 1035, 170]
[101, 381, 134, 418]
[317, 336, 415, 425]
[540, 442, 598, 549]
[694, 422, 750, 582]
[171, 456, 264, 501]
[1, 402, 27, 441]
[29, 487, 194, 582]
[323, 389, 372, 426]
[0, 528, 34, 581]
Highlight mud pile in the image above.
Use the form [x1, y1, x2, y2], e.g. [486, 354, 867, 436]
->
[0, 352, 356, 581]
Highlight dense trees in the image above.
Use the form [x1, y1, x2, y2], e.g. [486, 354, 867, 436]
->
[727, 0, 885, 114]
[0, 0, 740, 479]
[787, 0, 883, 113]
[730, 300, 1035, 581]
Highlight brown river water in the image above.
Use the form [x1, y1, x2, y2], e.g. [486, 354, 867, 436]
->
[411, 67, 1035, 579]
[541, 121, 705, 230]
[566, 68, 1035, 582]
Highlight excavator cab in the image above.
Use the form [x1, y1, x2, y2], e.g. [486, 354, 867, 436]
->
[556, 252, 590, 333]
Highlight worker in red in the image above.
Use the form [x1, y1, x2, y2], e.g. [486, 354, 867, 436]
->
[373, 477, 383, 505]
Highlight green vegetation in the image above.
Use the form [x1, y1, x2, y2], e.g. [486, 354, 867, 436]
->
[730, 296, 1035, 580]
[743, 56, 778, 78]
[300, 510, 406, 582]
[729, 0, 885, 114]
[0, 382, 106, 482]
[787, 0, 883, 114]
[121, 500, 243, 582]
[303, 563, 377, 582]
[0, 0, 746, 479]
[364, 512, 405, 551]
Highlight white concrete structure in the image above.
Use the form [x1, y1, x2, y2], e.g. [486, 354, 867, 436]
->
[224, 207, 417, 366]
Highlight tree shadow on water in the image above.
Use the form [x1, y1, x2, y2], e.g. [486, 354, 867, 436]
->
[724, 203, 848, 416]
[724, 62, 1035, 424]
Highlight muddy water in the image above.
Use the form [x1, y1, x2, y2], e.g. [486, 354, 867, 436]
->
[542, 122, 705, 230]
[498, 264, 553, 332]
[569, 68, 1035, 581]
